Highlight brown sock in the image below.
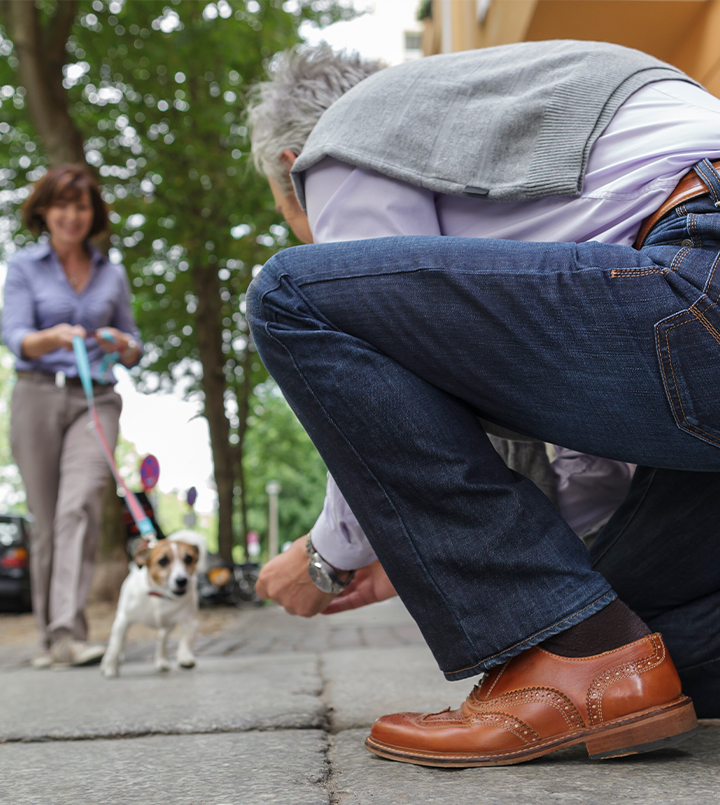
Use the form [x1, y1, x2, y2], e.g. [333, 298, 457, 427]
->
[540, 599, 651, 658]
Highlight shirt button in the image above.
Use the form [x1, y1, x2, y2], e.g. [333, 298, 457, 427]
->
[681, 239, 693, 247]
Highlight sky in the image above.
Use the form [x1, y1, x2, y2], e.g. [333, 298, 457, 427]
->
[89, 1, 422, 513]
[302, 0, 423, 64]
[1, 1, 424, 515]
[113, 368, 215, 510]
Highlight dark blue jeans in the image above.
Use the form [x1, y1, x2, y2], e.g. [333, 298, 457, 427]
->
[249, 194, 720, 714]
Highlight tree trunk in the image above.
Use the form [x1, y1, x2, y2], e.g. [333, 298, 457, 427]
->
[233, 345, 253, 555]
[234, 448, 248, 556]
[194, 262, 235, 562]
[1, 0, 86, 165]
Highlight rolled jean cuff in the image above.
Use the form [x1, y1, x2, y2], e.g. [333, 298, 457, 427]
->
[442, 590, 617, 681]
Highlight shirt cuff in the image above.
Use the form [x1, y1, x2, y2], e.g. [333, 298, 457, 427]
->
[310, 475, 378, 570]
[7, 327, 34, 360]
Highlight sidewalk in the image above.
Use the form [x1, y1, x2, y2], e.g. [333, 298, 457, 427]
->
[1, 598, 718, 805]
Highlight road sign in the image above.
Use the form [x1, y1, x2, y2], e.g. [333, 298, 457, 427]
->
[140, 454, 160, 492]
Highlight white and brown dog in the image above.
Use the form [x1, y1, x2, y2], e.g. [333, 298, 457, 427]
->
[101, 530, 205, 678]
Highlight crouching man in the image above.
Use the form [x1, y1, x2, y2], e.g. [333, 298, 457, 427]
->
[247, 41, 720, 766]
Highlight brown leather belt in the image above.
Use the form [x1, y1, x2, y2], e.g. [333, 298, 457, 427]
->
[634, 159, 720, 249]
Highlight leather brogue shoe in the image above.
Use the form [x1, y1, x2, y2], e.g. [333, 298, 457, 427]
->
[366, 633, 698, 767]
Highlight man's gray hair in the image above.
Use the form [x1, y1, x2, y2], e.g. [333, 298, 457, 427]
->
[247, 43, 384, 193]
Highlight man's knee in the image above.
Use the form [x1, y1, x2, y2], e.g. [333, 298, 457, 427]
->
[247, 247, 323, 348]
[246, 251, 290, 336]
[247, 250, 308, 376]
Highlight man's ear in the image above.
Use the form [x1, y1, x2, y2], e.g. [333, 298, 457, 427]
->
[280, 150, 297, 169]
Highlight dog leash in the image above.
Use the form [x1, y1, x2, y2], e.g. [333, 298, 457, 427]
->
[72, 334, 156, 540]
[97, 330, 120, 384]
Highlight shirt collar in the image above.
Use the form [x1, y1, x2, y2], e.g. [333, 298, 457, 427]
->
[36, 238, 106, 268]
[86, 243, 106, 269]
[32, 240, 53, 260]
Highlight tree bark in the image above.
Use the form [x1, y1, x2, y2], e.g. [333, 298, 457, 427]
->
[1, 0, 86, 165]
[232, 344, 252, 554]
[194, 262, 235, 562]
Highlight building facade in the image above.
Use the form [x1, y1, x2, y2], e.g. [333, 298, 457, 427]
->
[421, 0, 720, 95]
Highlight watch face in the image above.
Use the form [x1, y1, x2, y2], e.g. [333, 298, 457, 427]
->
[308, 558, 334, 594]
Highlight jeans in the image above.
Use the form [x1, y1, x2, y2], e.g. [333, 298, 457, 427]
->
[249, 186, 720, 711]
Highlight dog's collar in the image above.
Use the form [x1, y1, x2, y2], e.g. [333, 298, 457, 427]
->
[146, 581, 177, 601]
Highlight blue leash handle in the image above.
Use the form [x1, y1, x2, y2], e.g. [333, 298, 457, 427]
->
[97, 330, 119, 384]
[72, 334, 95, 399]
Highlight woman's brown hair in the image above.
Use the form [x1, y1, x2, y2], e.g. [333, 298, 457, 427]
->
[22, 164, 108, 238]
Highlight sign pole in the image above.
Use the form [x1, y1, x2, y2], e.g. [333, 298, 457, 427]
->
[265, 480, 281, 560]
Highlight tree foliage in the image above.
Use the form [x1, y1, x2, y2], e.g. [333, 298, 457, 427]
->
[0, 0, 353, 559]
[243, 383, 327, 557]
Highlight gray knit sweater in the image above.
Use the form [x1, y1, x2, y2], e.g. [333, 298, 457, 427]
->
[291, 40, 699, 210]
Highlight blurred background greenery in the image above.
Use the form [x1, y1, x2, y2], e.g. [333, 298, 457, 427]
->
[0, 0, 357, 564]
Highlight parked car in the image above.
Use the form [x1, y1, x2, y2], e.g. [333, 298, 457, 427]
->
[0, 513, 31, 612]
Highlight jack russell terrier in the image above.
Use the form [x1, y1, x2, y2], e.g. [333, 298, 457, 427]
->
[101, 530, 205, 678]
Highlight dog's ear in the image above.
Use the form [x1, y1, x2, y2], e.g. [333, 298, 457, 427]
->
[133, 540, 152, 567]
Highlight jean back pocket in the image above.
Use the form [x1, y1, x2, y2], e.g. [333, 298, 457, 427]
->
[656, 294, 720, 448]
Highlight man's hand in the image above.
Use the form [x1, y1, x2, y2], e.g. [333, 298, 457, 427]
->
[256, 534, 337, 617]
[321, 560, 397, 615]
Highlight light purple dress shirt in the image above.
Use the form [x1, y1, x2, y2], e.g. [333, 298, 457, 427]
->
[300, 80, 720, 570]
[2, 241, 141, 381]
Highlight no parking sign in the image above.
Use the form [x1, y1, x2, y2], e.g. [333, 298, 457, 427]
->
[140, 455, 160, 492]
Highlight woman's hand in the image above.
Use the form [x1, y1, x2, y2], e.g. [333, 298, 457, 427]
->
[21, 324, 86, 358]
[321, 560, 397, 615]
[94, 327, 127, 353]
[93, 327, 140, 365]
[52, 323, 87, 351]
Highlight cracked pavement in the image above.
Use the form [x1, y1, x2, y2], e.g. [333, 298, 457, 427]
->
[1, 598, 718, 804]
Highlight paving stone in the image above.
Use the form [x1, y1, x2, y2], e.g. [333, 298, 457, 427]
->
[1, 731, 330, 805]
[329, 724, 720, 804]
[0, 599, 424, 670]
[215, 599, 424, 657]
[324, 599, 417, 630]
[3, 598, 718, 804]
[322, 645, 458, 731]
[328, 627, 363, 649]
[0, 655, 325, 742]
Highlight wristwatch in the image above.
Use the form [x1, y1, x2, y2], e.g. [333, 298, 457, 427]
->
[305, 533, 355, 594]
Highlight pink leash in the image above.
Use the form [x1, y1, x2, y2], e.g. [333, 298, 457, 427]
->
[72, 334, 156, 540]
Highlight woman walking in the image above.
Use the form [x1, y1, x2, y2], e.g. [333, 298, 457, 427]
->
[2, 165, 141, 668]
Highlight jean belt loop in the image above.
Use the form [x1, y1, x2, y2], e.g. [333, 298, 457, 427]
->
[692, 159, 720, 209]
